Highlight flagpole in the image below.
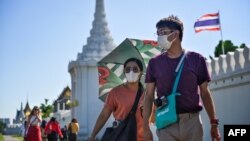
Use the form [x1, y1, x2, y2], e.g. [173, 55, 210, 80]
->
[218, 11, 225, 55]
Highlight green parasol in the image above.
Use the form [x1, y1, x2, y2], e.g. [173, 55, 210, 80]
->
[98, 38, 161, 101]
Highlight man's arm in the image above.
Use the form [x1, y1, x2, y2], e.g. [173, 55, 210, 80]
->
[200, 81, 221, 141]
[143, 82, 155, 141]
[200, 81, 217, 120]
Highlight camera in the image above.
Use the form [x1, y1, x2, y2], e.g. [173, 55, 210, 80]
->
[154, 96, 168, 108]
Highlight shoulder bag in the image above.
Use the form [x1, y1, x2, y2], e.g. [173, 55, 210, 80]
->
[155, 51, 187, 129]
[101, 85, 142, 141]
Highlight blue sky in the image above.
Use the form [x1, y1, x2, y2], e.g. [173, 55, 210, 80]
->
[1, 0, 249, 119]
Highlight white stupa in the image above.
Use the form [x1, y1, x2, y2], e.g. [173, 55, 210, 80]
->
[68, 0, 115, 140]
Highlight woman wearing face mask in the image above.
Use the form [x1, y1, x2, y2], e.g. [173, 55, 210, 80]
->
[89, 58, 145, 141]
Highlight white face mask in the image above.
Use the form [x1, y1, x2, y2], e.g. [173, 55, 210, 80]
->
[157, 32, 175, 50]
[125, 71, 140, 83]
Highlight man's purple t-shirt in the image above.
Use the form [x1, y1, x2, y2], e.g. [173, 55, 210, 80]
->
[145, 51, 211, 113]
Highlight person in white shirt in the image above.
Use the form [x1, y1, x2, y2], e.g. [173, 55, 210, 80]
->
[26, 106, 42, 141]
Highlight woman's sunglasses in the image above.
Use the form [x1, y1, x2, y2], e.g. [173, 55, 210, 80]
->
[125, 67, 140, 73]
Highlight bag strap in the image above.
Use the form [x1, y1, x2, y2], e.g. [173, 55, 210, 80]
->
[129, 84, 142, 115]
[29, 116, 37, 125]
[31, 118, 36, 124]
[175, 50, 187, 73]
[25, 116, 37, 136]
[171, 50, 187, 94]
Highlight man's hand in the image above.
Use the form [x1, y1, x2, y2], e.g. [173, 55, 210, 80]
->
[144, 125, 153, 141]
[211, 125, 221, 141]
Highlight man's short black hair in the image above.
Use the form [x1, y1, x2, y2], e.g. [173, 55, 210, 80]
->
[156, 15, 184, 41]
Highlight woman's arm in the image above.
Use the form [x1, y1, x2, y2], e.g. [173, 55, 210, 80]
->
[57, 123, 63, 138]
[26, 117, 31, 129]
[36, 112, 42, 122]
[89, 106, 112, 140]
[76, 123, 79, 132]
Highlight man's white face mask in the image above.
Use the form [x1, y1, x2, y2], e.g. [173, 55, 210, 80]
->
[125, 71, 140, 83]
[157, 32, 175, 50]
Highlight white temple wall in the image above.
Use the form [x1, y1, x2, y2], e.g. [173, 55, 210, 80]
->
[201, 47, 250, 141]
[69, 61, 114, 140]
[86, 63, 115, 140]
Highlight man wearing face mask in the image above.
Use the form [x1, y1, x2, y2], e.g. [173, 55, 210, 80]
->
[143, 15, 221, 141]
[89, 58, 145, 141]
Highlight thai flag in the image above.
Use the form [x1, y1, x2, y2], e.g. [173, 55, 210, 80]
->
[194, 13, 221, 33]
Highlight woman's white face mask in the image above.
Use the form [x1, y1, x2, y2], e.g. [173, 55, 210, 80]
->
[125, 71, 140, 83]
[157, 32, 175, 50]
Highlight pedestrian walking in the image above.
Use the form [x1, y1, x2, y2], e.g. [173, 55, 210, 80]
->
[26, 106, 42, 141]
[45, 117, 63, 141]
[68, 118, 79, 141]
[143, 15, 221, 141]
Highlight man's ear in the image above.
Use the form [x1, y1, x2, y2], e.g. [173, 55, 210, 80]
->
[174, 30, 180, 39]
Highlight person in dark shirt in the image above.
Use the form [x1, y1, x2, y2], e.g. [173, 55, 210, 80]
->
[143, 15, 221, 141]
[40, 120, 47, 141]
[60, 125, 68, 141]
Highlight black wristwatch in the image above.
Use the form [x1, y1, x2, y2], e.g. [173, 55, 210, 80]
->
[210, 118, 219, 125]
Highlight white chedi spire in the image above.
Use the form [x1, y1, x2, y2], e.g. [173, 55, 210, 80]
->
[78, 0, 115, 61]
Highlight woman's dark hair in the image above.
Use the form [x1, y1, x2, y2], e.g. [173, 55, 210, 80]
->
[123, 58, 143, 72]
[72, 118, 78, 123]
[50, 117, 56, 122]
[156, 15, 184, 41]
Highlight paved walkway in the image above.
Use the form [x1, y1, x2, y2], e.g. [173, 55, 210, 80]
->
[3, 135, 19, 141]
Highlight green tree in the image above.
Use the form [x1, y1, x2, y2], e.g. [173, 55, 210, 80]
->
[214, 40, 238, 57]
[239, 43, 247, 48]
[0, 121, 6, 133]
[66, 99, 79, 108]
[40, 99, 53, 119]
